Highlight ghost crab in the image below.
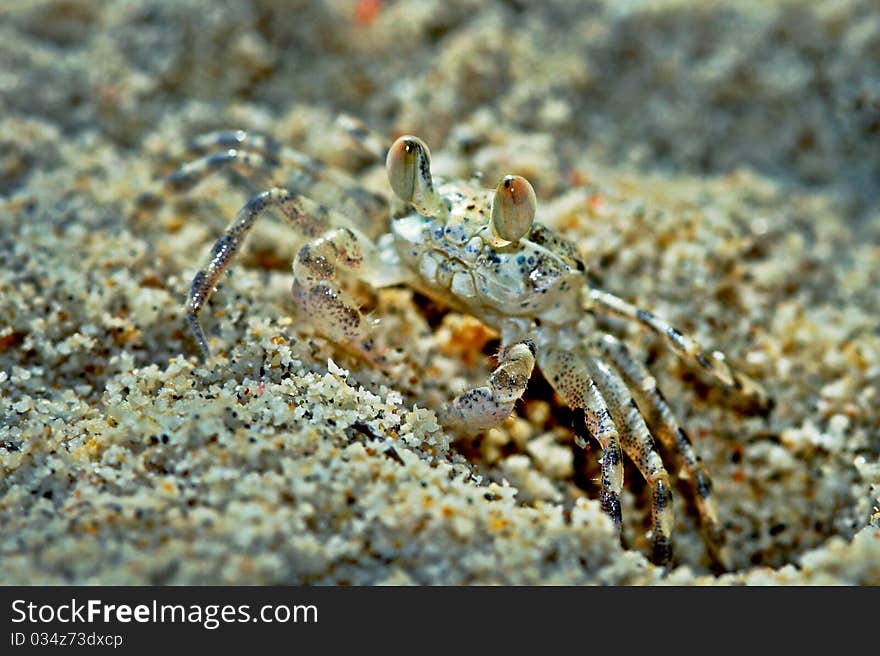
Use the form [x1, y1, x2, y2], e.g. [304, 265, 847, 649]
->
[157, 121, 769, 568]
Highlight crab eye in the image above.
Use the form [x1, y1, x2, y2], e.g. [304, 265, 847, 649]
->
[386, 135, 432, 203]
[491, 175, 537, 243]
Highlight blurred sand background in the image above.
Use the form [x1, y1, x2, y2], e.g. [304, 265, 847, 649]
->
[1, 0, 879, 583]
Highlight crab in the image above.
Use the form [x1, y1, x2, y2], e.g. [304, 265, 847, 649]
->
[153, 120, 769, 568]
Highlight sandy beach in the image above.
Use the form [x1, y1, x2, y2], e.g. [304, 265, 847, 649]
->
[1, 0, 878, 584]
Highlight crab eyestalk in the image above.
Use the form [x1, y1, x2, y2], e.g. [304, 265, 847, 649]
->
[490, 175, 537, 245]
[386, 135, 444, 216]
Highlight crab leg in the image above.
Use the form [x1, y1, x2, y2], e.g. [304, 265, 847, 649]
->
[586, 356, 675, 566]
[184, 129, 284, 158]
[187, 187, 319, 357]
[585, 288, 768, 408]
[335, 113, 389, 161]
[185, 117, 388, 165]
[185, 130, 386, 216]
[139, 132, 387, 235]
[591, 333, 728, 566]
[539, 346, 624, 530]
[162, 148, 281, 193]
[291, 223, 406, 363]
[437, 341, 535, 433]
[187, 186, 395, 359]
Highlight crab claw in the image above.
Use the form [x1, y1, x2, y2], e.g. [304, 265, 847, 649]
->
[386, 135, 443, 215]
[491, 174, 537, 244]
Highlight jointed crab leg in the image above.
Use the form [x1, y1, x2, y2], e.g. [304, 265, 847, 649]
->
[335, 113, 388, 161]
[586, 356, 675, 566]
[291, 223, 405, 363]
[437, 341, 535, 432]
[585, 288, 768, 407]
[185, 129, 284, 158]
[186, 117, 389, 165]
[138, 130, 386, 235]
[177, 129, 386, 220]
[163, 149, 280, 193]
[186, 186, 394, 359]
[593, 333, 728, 566]
[186, 187, 316, 357]
[539, 346, 625, 530]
